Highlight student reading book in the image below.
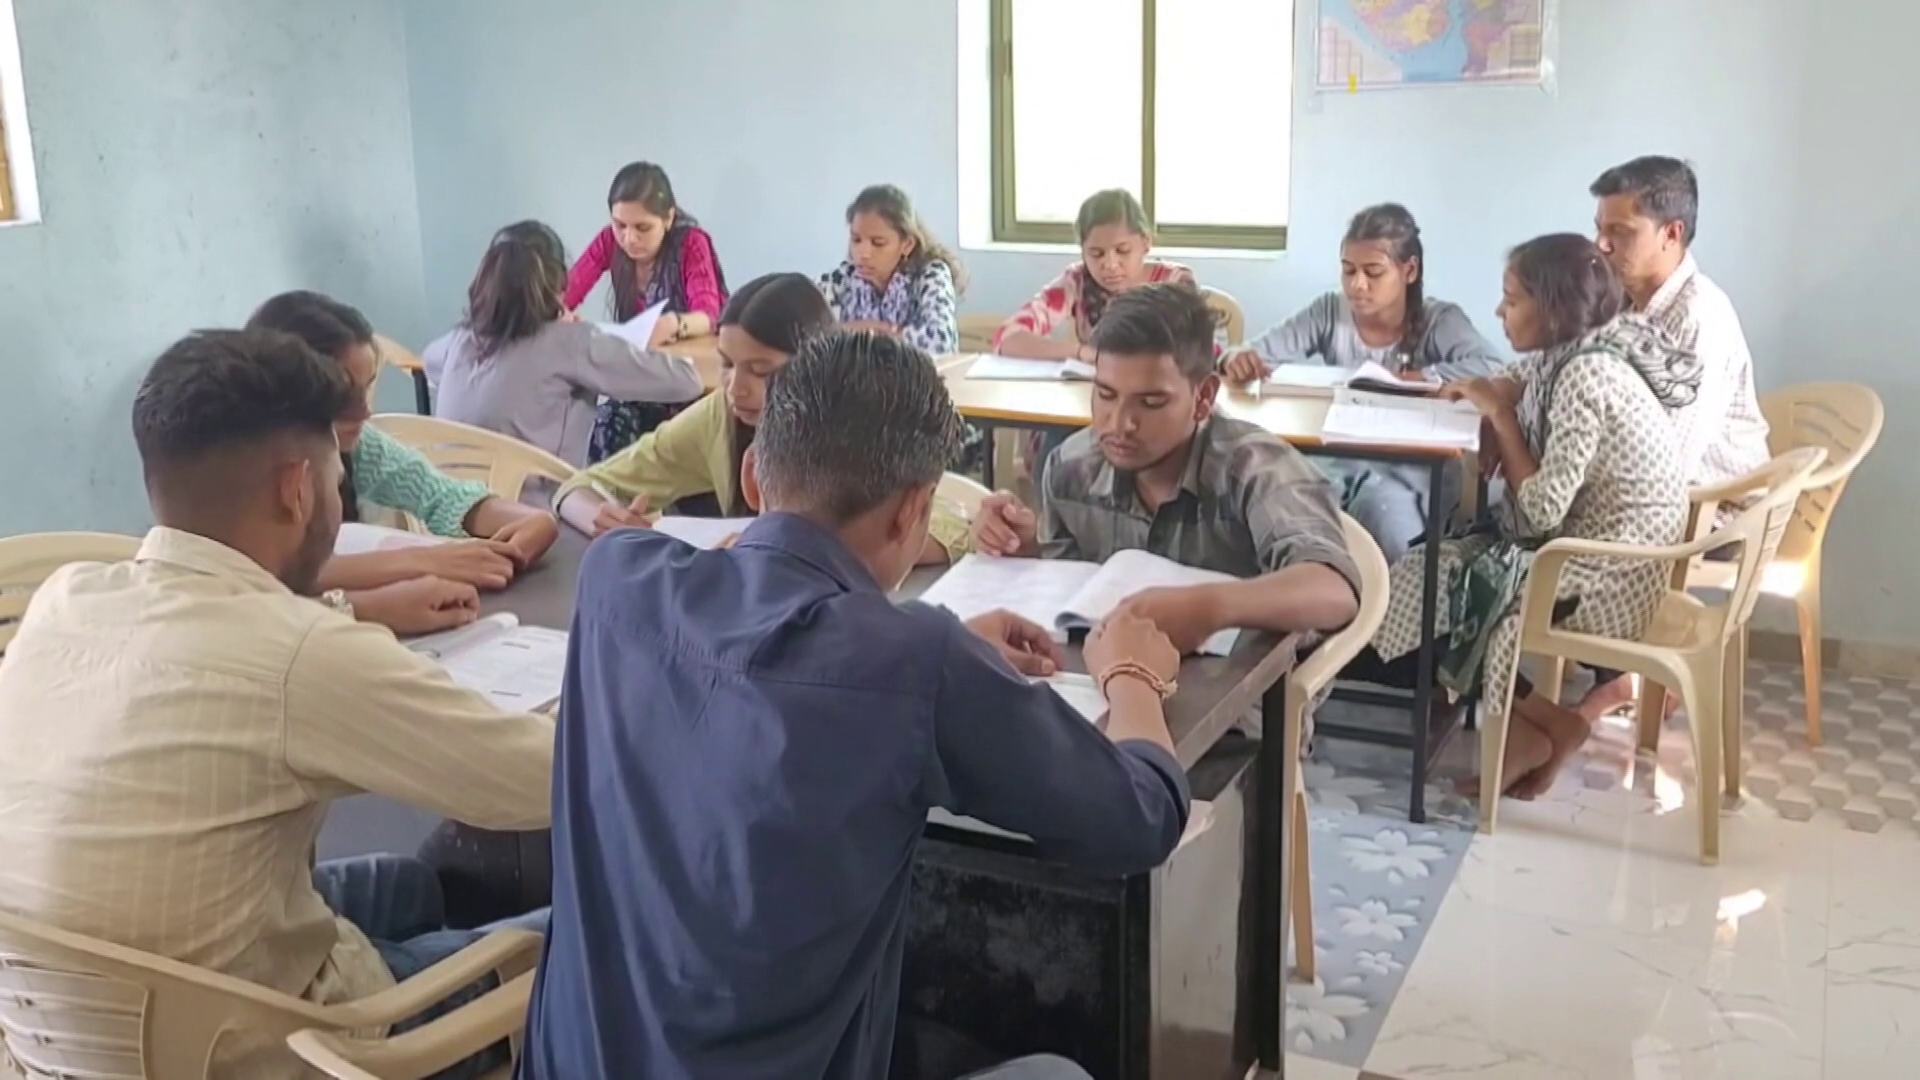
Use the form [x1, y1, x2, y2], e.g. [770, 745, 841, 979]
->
[969, 282, 1361, 657]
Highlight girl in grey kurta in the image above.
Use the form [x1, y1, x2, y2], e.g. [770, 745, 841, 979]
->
[1223, 204, 1506, 560]
[425, 220, 704, 468]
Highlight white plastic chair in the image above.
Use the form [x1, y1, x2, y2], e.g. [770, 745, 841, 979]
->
[0, 532, 140, 657]
[1490, 448, 1825, 863]
[1283, 514, 1389, 983]
[1198, 286, 1246, 347]
[285, 972, 532, 1080]
[367, 415, 575, 510]
[0, 907, 538, 1079]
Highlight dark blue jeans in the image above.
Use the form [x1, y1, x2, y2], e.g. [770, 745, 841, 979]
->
[313, 854, 550, 1078]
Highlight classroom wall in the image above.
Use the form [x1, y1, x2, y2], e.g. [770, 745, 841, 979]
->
[404, 0, 1905, 648]
[0, 0, 426, 536]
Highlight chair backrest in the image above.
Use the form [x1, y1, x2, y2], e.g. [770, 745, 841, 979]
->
[0, 533, 140, 657]
[1693, 447, 1826, 641]
[933, 472, 992, 523]
[367, 415, 575, 507]
[1287, 514, 1390, 700]
[1760, 382, 1884, 564]
[286, 972, 533, 1080]
[1199, 287, 1246, 347]
[957, 313, 1004, 354]
[0, 908, 320, 1079]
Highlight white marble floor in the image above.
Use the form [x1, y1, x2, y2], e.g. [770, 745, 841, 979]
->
[1308, 687, 1920, 1079]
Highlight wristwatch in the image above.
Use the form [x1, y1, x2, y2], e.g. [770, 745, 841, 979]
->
[320, 588, 355, 619]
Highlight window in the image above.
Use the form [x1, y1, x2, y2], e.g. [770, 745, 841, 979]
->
[0, 0, 36, 225]
[988, 0, 1293, 251]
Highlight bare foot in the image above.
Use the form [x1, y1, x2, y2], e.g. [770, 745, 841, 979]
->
[1574, 673, 1638, 723]
[1512, 696, 1594, 799]
[1457, 717, 1555, 798]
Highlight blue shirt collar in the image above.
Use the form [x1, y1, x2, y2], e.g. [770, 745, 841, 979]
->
[735, 513, 884, 595]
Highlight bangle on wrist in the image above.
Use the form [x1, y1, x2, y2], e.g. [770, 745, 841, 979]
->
[1097, 660, 1177, 701]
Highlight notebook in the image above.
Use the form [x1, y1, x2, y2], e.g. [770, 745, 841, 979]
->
[965, 355, 1097, 382]
[597, 299, 670, 350]
[1264, 360, 1440, 397]
[1320, 389, 1482, 450]
[916, 551, 1242, 656]
[652, 516, 756, 550]
[406, 612, 569, 712]
[333, 522, 446, 556]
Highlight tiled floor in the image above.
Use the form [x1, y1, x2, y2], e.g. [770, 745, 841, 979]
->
[1296, 658, 1920, 1079]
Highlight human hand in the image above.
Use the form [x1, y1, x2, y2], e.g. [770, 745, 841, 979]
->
[589, 494, 651, 537]
[406, 539, 519, 590]
[492, 512, 560, 569]
[843, 320, 899, 337]
[354, 576, 482, 636]
[1085, 609, 1180, 686]
[559, 307, 581, 323]
[1107, 585, 1223, 657]
[1441, 377, 1521, 416]
[969, 492, 1037, 557]
[1219, 349, 1269, 384]
[963, 609, 1064, 677]
[1478, 419, 1506, 478]
[648, 313, 682, 348]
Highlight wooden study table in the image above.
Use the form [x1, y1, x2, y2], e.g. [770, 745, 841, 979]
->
[380, 333, 723, 415]
[945, 355, 1469, 824]
[361, 526, 1300, 1079]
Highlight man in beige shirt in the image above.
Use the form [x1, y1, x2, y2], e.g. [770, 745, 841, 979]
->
[0, 329, 554, 1077]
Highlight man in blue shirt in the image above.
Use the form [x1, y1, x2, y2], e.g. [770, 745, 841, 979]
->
[521, 331, 1192, 1080]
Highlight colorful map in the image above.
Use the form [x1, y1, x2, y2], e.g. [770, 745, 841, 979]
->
[1316, 0, 1549, 89]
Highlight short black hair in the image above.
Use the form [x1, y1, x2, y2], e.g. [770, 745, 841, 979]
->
[1590, 156, 1699, 244]
[753, 330, 961, 523]
[1507, 233, 1625, 350]
[132, 329, 359, 473]
[246, 290, 375, 363]
[720, 272, 835, 355]
[1088, 281, 1217, 381]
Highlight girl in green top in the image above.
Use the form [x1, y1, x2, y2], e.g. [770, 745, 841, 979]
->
[247, 292, 562, 600]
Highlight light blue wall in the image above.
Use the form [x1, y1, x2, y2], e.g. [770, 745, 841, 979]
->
[0, 0, 426, 536]
[399, 0, 1920, 646]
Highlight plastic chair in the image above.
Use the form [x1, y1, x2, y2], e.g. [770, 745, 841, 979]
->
[934, 472, 992, 523]
[0, 907, 538, 1079]
[1488, 447, 1825, 863]
[1199, 286, 1246, 347]
[957, 313, 1005, 354]
[1284, 513, 1388, 983]
[1685, 383, 1883, 745]
[367, 415, 575, 509]
[285, 972, 532, 1080]
[0, 532, 140, 657]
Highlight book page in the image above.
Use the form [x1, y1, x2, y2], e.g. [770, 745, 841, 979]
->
[1347, 360, 1440, 395]
[597, 299, 669, 350]
[409, 613, 568, 712]
[913, 554, 1100, 638]
[653, 516, 756, 550]
[1057, 548, 1243, 656]
[334, 522, 446, 556]
[1041, 672, 1106, 724]
[1263, 362, 1350, 394]
[967, 355, 1083, 381]
[1321, 390, 1480, 449]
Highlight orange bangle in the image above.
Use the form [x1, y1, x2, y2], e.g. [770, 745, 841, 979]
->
[1097, 660, 1177, 701]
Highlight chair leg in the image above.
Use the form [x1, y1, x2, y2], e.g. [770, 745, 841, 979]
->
[1795, 570, 1824, 746]
[1723, 628, 1747, 799]
[1479, 695, 1511, 833]
[1290, 783, 1314, 983]
[1679, 661, 1723, 865]
[1636, 678, 1665, 754]
[1539, 655, 1566, 706]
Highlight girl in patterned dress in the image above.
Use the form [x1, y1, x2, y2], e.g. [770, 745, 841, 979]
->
[565, 162, 730, 461]
[816, 184, 982, 472]
[1354, 234, 1700, 799]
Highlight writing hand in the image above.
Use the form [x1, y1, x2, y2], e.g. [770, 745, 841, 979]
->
[590, 494, 651, 537]
[963, 609, 1063, 677]
[1085, 609, 1180, 685]
[1108, 585, 1223, 657]
[1219, 350, 1269, 385]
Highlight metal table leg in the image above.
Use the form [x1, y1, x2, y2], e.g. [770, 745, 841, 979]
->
[412, 368, 432, 415]
[1409, 458, 1446, 824]
[1255, 682, 1286, 1072]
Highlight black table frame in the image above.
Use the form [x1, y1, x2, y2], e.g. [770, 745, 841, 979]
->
[974, 416, 1464, 824]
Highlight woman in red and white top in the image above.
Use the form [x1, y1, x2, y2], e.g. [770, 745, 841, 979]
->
[567, 162, 729, 460]
[993, 189, 1194, 363]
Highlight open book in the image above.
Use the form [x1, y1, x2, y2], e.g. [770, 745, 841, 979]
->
[1320, 389, 1481, 450]
[406, 612, 569, 712]
[597, 299, 670, 350]
[334, 522, 446, 556]
[1264, 360, 1440, 397]
[916, 550, 1242, 656]
[966, 355, 1097, 382]
[652, 516, 756, 550]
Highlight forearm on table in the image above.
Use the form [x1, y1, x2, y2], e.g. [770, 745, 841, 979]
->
[995, 331, 1081, 361]
[556, 487, 609, 534]
[1208, 564, 1360, 634]
[1102, 677, 1174, 756]
[316, 551, 419, 592]
[462, 496, 535, 539]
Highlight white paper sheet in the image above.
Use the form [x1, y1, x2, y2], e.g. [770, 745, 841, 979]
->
[333, 522, 446, 556]
[1321, 390, 1481, 449]
[913, 554, 1099, 640]
[597, 299, 670, 350]
[1055, 549, 1242, 657]
[965, 355, 1095, 382]
[652, 516, 756, 550]
[1040, 672, 1106, 724]
[406, 613, 568, 712]
[1263, 359, 1439, 397]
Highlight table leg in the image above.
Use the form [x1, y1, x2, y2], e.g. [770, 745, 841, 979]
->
[412, 368, 432, 416]
[1409, 459, 1445, 824]
[981, 423, 998, 490]
[1254, 683, 1286, 1072]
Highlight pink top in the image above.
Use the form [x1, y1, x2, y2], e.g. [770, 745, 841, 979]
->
[564, 224, 726, 322]
[993, 260, 1196, 348]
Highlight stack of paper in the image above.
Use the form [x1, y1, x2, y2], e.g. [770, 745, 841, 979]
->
[966, 355, 1096, 382]
[1320, 389, 1481, 450]
[652, 516, 756, 550]
[406, 612, 568, 713]
[915, 551, 1241, 657]
[1264, 359, 1440, 397]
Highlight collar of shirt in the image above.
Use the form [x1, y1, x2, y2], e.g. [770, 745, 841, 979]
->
[1641, 252, 1700, 321]
[734, 512, 885, 596]
[1084, 421, 1213, 513]
[136, 526, 294, 596]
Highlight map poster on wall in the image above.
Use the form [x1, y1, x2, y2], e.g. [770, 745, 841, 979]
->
[1316, 0, 1556, 91]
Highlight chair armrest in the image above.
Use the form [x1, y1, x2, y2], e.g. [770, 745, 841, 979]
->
[318, 929, 543, 1030]
[1516, 531, 1725, 636]
[289, 971, 537, 1079]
